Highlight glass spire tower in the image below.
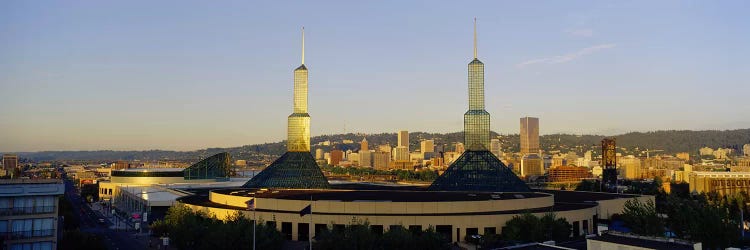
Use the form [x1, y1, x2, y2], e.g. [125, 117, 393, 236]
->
[244, 27, 330, 189]
[429, 19, 529, 192]
[288, 27, 311, 152]
[464, 18, 490, 151]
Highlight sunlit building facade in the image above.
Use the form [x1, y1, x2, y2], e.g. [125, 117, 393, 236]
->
[520, 117, 540, 155]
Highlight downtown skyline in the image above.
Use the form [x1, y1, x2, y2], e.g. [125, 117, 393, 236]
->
[2, 1, 749, 151]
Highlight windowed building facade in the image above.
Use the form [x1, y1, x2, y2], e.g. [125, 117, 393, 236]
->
[0, 179, 64, 250]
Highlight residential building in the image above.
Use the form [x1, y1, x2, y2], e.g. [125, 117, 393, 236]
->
[0, 179, 64, 250]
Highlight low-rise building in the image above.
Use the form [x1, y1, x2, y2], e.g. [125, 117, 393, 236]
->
[548, 166, 592, 182]
[689, 171, 750, 196]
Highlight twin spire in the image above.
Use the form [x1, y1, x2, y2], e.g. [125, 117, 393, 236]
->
[474, 18, 478, 59]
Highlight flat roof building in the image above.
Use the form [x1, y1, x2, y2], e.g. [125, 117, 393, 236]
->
[0, 179, 64, 250]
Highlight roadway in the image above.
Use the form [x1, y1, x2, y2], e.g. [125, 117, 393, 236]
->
[64, 179, 152, 250]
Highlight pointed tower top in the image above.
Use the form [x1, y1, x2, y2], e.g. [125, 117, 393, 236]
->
[301, 26, 305, 65]
[473, 18, 477, 59]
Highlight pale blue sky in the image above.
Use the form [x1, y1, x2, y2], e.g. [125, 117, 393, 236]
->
[1, 1, 748, 151]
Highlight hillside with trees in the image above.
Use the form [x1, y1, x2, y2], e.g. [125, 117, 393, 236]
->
[12, 129, 750, 162]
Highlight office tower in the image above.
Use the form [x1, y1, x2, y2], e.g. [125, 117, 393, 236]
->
[373, 151, 391, 170]
[287, 28, 311, 152]
[0, 179, 64, 249]
[520, 117, 540, 155]
[397, 130, 409, 148]
[463, 21, 490, 151]
[360, 137, 369, 151]
[359, 150, 372, 168]
[2, 154, 18, 173]
[244, 28, 330, 189]
[393, 146, 409, 161]
[490, 139, 501, 158]
[421, 140, 435, 155]
[584, 150, 593, 161]
[315, 148, 324, 160]
[521, 154, 544, 177]
[379, 144, 392, 153]
[602, 138, 618, 187]
[329, 150, 344, 166]
[429, 19, 530, 192]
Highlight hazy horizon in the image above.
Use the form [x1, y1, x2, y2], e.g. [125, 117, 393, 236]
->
[2, 1, 748, 151]
[3, 128, 748, 153]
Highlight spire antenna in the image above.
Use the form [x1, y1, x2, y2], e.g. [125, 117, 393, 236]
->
[301, 26, 305, 65]
[473, 18, 477, 59]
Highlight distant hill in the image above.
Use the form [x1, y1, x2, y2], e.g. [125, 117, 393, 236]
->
[10, 129, 750, 162]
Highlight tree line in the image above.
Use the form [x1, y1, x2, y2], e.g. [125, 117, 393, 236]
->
[151, 204, 575, 250]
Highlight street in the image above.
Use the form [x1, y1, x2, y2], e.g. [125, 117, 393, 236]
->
[64, 179, 153, 250]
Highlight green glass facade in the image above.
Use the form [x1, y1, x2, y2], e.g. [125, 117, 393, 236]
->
[288, 65, 311, 152]
[183, 152, 231, 180]
[242, 152, 330, 189]
[429, 150, 530, 192]
[465, 59, 490, 151]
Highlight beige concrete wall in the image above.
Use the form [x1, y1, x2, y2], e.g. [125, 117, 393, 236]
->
[596, 195, 654, 219]
[209, 190, 554, 215]
[184, 190, 607, 243]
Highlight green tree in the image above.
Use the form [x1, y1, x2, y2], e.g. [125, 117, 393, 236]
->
[621, 198, 664, 236]
[501, 213, 571, 243]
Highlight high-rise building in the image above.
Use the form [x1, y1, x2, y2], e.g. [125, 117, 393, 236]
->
[744, 144, 750, 157]
[490, 139, 501, 158]
[2, 154, 18, 174]
[379, 144, 392, 153]
[243, 28, 330, 189]
[421, 140, 434, 155]
[429, 19, 529, 192]
[393, 146, 409, 161]
[359, 150, 372, 168]
[463, 22, 490, 151]
[521, 154, 544, 177]
[360, 137, 369, 152]
[287, 28, 311, 152]
[373, 151, 391, 170]
[520, 117, 539, 155]
[329, 150, 344, 166]
[602, 138, 618, 187]
[620, 156, 642, 180]
[397, 130, 409, 149]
